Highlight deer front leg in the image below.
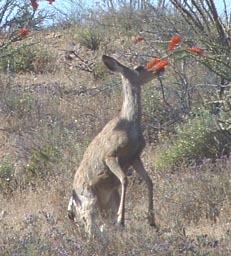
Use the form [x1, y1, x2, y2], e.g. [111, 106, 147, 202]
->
[132, 157, 156, 227]
[105, 156, 128, 226]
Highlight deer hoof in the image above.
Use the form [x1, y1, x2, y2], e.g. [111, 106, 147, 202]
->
[115, 219, 125, 228]
[150, 222, 160, 231]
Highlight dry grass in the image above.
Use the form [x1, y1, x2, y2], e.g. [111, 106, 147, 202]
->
[1, 160, 231, 255]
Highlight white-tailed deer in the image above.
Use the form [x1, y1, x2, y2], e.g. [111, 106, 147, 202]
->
[68, 55, 164, 235]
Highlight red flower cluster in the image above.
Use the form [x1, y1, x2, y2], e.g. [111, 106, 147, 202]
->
[138, 34, 204, 73]
[30, 0, 55, 11]
[31, 0, 38, 10]
[47, 0, 55, 4]
[133, 35, 144, 44]
[19, 27, 29, 37]
[145, 57, 169, 71]
[145, 57, 161, 70]
[167, 34, 204, 55]
[187, 46, 204, 55]
[167, 35, 181, 51]
[155, 59, 169, 70]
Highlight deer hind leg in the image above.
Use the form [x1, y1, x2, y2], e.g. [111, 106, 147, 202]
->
[81, 205, 96, 236]
[68, 190, 99, 236]
[132, 157, 156, 227]
[105, 156, 128, 226]
[81, 194, 103, 237]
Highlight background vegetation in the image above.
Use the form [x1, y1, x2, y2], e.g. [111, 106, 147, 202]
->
[0, 0, 230, 255]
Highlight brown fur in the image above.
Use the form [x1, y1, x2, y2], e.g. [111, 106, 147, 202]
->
[68, 55, 164, 235]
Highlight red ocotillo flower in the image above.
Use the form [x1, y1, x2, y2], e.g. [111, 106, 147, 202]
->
[47, 0, 55, 4]
[19, 27, 29, 37]
[154, 59, 169, 71]
[167, 35, 181, 51]
[133, 35, 144, 44]
[145, 57, 162, 70]
[31, 0, 38, 10]
[145, 57, 168, 71]
[187, 46, 204, 55]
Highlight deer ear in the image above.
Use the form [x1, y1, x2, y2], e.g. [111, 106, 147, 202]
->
[102, 55, 124, 73]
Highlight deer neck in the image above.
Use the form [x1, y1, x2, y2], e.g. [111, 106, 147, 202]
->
[120, 76, 141, 123]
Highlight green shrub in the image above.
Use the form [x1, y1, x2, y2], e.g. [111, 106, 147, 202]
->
[2, 86, 37, 118]
[0, 157, 16, 193]
[0, 43, 55, 73]
[142, 87, 181, 142]
[93, 61, 108, 80]
[77, 26, 102, 51]
[22, 144, 61, 183]
[155, 111, 230, 169]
